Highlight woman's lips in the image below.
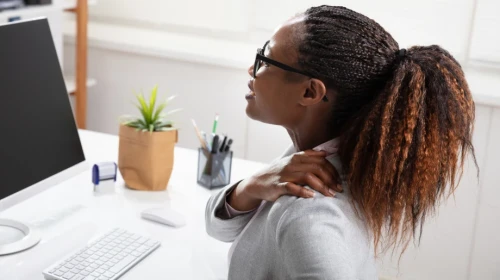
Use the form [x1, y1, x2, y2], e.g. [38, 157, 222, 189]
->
[245, 92, 256, 100]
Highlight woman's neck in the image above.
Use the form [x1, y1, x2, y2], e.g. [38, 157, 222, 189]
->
[286, 119, 338, 151]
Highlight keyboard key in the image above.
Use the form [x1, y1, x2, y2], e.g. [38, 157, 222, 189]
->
[76, 265, 85, 270]
[75, 257, 84, 262]
[71, 268, 81, 274]
[81, 261, 90, 267]
[85, 267, 93, 272]
[109, 255, 136, 273]
[71, 275, 84, 280]
[103, 271, 115, 278]
[91, 272, 100, 277]
[131, 251, 141, 257]
[54, 271, 64, 276]
[83, 276, 96, 280]
[89, 263, 99, 269]
[131, 234, 141, 240]
[65, 264, 75, 269]
[95, 260, 104, 265]
[101, 264, 110, 270]
[136, 237, 147, 244]
[136, 245, 149, 252]
[81, 253, 90, 259]
[80, 270, 90, 276]
[70, 260, 79, 265]
[96, 268, 105, 274]
[63, 272, 75, 279]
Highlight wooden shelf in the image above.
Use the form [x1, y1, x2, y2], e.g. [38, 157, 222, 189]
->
[66, 0, 90, 129]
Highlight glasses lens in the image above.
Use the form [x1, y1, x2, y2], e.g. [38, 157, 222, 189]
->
[254, 55, 260, 78]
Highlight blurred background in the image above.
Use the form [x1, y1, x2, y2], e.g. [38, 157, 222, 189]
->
[2, 0, 500, 279]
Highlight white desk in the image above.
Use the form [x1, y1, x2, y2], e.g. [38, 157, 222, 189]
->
[0, 130, 266, 280]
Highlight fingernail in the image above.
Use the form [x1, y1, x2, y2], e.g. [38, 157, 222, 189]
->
[328, 189, 336, 197]
[337, 184, 343, 192]
[308, 190, 315, 197]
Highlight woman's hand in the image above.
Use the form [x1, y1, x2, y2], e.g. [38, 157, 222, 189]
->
[228, 150, 342, 211]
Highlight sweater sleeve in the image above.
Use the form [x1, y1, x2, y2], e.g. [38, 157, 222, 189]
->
[205, 182, 258, 242]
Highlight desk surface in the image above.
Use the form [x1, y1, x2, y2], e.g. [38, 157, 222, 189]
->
[0, 130, 267, 280]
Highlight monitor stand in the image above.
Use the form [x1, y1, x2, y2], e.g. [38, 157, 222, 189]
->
[0, 218, 40, 255]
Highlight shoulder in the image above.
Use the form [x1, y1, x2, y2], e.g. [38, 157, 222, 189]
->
[267, 193, 367, 278]
[269, 192, 354, 240]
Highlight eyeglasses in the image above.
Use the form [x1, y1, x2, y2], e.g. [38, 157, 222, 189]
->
[253, 40, 328, 102]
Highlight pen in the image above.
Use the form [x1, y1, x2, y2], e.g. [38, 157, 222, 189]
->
[219, 135, 228, 153]
[212, 113, 219, 134]
[224, 139, 233, 152]
[211, 135, 220, 154]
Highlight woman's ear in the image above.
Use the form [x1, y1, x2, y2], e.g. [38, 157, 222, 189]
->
[299, 78, 327, 106]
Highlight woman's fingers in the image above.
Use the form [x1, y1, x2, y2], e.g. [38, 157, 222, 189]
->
[290, 164, 339, 193]
[278, 182, 315, 199]
[289, 156, 343, 192]
[299, 172, 335, 197]
[301, 156, 339, 180]
[293, 151, 338, 175]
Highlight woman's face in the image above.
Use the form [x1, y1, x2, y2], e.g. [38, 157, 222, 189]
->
[245, 18, 310, 127]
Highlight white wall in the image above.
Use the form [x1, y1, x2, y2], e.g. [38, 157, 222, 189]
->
[469, 0, 500, 64]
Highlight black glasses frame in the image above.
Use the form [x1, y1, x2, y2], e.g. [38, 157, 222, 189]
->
[254, 41, 312, 78]
[253, 41, 328, 102]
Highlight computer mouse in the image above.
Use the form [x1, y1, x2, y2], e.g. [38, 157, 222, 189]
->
[141, 207, 186, 228]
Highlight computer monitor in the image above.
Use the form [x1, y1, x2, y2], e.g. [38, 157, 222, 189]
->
[0, 18, 87, 255]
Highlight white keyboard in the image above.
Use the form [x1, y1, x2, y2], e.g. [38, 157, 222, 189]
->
[43, 228, 161, 280]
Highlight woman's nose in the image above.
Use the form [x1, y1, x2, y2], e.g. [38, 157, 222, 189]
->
[248, 64, 254, 77]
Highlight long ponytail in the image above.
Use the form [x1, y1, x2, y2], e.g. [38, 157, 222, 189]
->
[341, 45, 476, 252]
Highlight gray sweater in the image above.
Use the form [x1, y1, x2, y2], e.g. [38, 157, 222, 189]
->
[205, 147, 377, 280]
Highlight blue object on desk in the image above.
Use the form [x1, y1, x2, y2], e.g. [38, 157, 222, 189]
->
[92, 162, 117, 185]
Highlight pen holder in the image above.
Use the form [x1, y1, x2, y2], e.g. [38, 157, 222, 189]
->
[197, 148, 233, 189]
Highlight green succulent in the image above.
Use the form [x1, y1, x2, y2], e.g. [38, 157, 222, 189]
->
[121, 85, 181, 132]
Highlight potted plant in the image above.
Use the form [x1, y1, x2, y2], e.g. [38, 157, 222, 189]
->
[118, 85, 180, 191]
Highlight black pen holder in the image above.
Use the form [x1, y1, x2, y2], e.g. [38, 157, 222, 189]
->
[197, 148, 233, 189]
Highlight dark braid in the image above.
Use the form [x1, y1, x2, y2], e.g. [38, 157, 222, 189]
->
[297, 6, 477, 255]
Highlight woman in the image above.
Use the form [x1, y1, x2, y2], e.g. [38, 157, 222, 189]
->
[206, 5, 476, 279]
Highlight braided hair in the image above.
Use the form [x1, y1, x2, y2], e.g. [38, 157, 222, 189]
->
[298, 6, 477, 254]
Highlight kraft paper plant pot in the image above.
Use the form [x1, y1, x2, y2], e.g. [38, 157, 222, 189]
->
[118, 125, 178, 191]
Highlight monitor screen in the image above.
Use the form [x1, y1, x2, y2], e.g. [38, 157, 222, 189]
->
[0, 18, 85, 202]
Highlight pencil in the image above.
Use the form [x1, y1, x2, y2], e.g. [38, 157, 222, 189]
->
[191, 119, 208, 151]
